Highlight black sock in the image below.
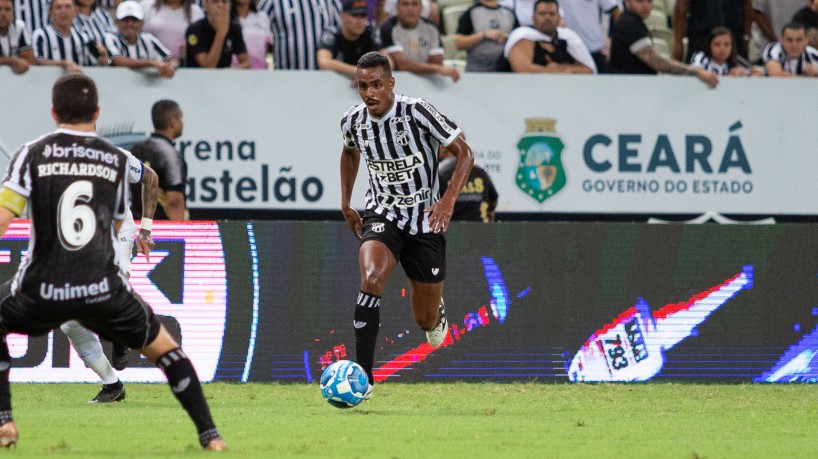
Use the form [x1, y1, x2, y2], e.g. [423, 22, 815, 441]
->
[354, 291, 381, 385]
[156, 348, 219, 446]
[0, 336, 10, 424]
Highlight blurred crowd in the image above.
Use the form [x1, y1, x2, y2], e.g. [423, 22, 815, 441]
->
[1, 0, 817, 81]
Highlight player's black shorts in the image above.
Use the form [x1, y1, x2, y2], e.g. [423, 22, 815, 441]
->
[0, 279, 161, 350]
[360, 212, 446, 283]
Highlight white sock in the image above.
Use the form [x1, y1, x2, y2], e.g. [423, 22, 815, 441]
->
[60, 321, 119, 385]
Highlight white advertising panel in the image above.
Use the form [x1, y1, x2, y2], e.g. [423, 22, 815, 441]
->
[0, 68, 814, 214]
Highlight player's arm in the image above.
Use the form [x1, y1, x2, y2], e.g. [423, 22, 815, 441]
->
[163, 191, 186, 220]
[136, 165, 159, 259]
[427, 135, 473, 233]
[634, 46, 718, 88]
[0, 186, 26, 238]
[340, 145, 363, 239]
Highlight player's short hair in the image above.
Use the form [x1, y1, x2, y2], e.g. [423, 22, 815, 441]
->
[357, 52, 392, 76]
[151, 99, 181, 130]
[52, 74, 98, 124]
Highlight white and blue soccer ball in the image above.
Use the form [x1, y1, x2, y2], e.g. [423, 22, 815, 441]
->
[320, 360, 369, 409]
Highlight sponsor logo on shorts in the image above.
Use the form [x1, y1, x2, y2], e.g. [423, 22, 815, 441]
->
[432, 268, 439, 275]
[353, 321, 367, 329]
[371, 222, 385, 233]
[39, 278, 110, 301]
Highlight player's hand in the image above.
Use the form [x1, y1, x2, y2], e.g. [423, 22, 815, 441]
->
[696, 69, 718, 89]
[424, 198, 454, 234]
[136, 229, 155, 262]
[10, 57, 29, 74]
[342, 206, 363, 240]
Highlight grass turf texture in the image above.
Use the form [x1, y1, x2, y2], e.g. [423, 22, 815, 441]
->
[3, 382, 816, 458]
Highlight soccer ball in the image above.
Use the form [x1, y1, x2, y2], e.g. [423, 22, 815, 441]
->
[320, 360, 369, 408]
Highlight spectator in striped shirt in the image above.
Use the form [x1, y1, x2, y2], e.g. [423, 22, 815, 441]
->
[32, 0, 105, 72]
[0, 0, 34, 73]
[73, 0, 114, 65]
[763, 21, 818, 76]
[258, 0, 342, 69]
[104, 0, 178, 77]
[12, 0, 48, 37]
[690, 26, 761, 76]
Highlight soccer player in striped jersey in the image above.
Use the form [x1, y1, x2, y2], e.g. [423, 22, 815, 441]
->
[0, 0, 34, 73]
[104, 1, 178, 77]
[258, 0, 341, 69]
[763, 22, 818, 77]
[32, 0, 105, 72]
[339, 52, 474, 391]
[0, 74, 225, 451]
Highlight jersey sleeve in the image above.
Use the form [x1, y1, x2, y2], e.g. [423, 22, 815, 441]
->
[122, 150, 144, 184]
[340, 109, 357, 149]
[319, 27, 337, 51]
[412, 99, 461, 147]
[456, 7, 474, 35]
[0, 145, 33, 215]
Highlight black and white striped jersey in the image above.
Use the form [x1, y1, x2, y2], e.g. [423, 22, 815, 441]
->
[257, 0, 342, 69]
[341, 94, 461, 235]
[32, 24, 95, 65]
[689, 51, 730, 75]
[762, 42, 818, 75]
[104, 31, 172, 63]
[13, 0, 48, 40]
[0, 19, 32, 57]
[73, 9, 115, 45]
[1, 129, 143, 300]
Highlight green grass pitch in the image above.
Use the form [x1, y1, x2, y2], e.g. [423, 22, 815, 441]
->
[3, 382, 817, 458]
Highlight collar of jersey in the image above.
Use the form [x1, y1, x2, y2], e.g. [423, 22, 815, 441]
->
[368, 97, 397, 123]
[55, 127, 97, 137]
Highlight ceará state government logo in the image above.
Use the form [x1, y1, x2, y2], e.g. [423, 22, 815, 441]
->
[515, 118, 565, 204]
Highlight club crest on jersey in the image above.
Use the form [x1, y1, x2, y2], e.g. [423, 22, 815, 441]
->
[395, 131, 410, 146]
[515, 118, 566, 204]
[371, 222, 385, 233]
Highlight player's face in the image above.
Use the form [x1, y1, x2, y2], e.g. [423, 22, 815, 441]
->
[396, 0, 421, 27]
[172, 111, 184, 138]
[117, 17, 143, 41]
[626, 0, 652, 19]
[341, 11, 368, 37]
[709, 33, 732, 64]
[50, 0, 77, 28]
[357, 66, 395, 118]
[781, 28, 807, 58]
[533, 3, 559, 36]
[0, 0, 13, 30]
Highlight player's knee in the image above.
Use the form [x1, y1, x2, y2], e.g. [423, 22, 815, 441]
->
[360, 271, 387, 295]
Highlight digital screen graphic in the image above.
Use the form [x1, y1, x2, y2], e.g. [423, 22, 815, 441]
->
[1, 221, 817, 383]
